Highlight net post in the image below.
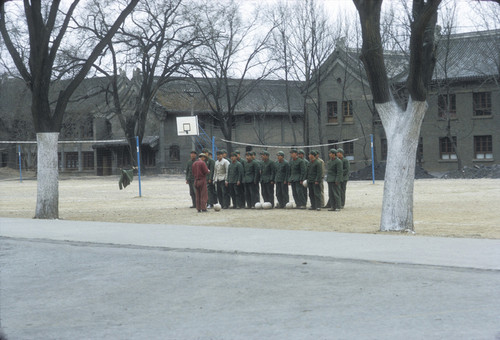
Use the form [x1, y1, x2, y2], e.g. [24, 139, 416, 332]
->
[136, 136, 142, 197]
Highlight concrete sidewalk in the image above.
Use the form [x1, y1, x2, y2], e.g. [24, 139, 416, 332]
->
[1, 217, 499, 270]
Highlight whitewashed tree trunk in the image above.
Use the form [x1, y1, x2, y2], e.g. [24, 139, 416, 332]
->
[35, 132, 59, 219]
[376, 99, 427, 231]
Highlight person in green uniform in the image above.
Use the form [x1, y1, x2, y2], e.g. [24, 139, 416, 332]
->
[243, 151, 259, 208]
[315, 150, 326, 207]
[288, 149, 307, 209]
[326, 148, 343, 211]
[274, 151, 290, 209]
[298, 149, 308, 200]
[306, 150, 323, 210]
[337, 148, 350, 209]
[203, 149, 216, 209]
[235, 149, 246, 207]
[260, 150, 276, 207]
[252, 151, 262, 204]
[226, 152, 244, 208]
[185, 151, 197, 208]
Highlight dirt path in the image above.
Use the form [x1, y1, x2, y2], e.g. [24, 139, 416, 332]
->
[1, 168, 499, 239]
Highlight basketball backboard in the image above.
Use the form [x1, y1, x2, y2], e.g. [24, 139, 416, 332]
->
[176, 116, 199, 136]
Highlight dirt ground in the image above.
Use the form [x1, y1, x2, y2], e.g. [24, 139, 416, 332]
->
[1, 167, 499, 239]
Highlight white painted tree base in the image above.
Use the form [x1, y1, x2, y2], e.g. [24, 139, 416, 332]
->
[376, 100, 427, 232]
[35, 132, 59, 219]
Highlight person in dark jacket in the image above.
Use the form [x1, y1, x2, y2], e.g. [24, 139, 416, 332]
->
[337, 148, 350, 209]
[274, 151, 290, 208]
[288, 149, 307, 209]
[243, 151, 259, 208]
[306, 150, 323, 210]
[326, 148, 343, 211]
[226, 152, 244, 208]
[260, 150, 276, 207]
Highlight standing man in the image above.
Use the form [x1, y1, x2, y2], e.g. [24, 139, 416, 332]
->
[315, 151, 326, 208]
[185, 151, 197, 208]
[337, 148, 350, 209]
[274, 151, 290, 209]
[204, 149, 216, 209]
[306, 150, 323, 211]
[226, 152, 244, 208]
[288, 149, 307, 209]
[298, 149, 309, 200]
[326, 148, 343, 211]
[192, 153, 210, 212]
[251, 151, 262, 204]
[243, 151, 259, 208]
[214, 150, 230, 209]
[235, 149, 246, 207]
[260, 150, 276, 207]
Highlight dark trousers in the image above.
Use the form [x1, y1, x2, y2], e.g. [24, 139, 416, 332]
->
[261, 182, 275, 206]
[188, 180, 195, 207]
[244, 182, 258, 208]
[194, 178, 208, 211]
[216, 180, 229, 208]
[228, 183, 242, 208]
[308, 182, 321, 209]
[275, 182, 289, 208]
[207, 181, 217, 205]
[291, 182, 307, 207]
[328, 182, 342, 210]
[340, 181, 347, 207]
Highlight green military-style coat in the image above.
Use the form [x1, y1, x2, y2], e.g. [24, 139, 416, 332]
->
[206, 158, 215, 182]
[288, 158, 306, 182]
[243, 159, 259, 184]
[342, 158, 350, 182]
[185, 159, 194, 182]
[260, 160, 276, 183]
[306, 159, 323, 183]
[227, 161, 244, 184]
[326, 157, 343, 183]
[274, 160, 290, 183]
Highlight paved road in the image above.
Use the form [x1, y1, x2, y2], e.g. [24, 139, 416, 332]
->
[1, 218, 499, 339]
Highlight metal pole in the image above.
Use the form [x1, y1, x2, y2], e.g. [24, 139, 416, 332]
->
[370, 134, 375, 184]
[212, 136, 215, 157]
[136, 136, 142, 197]
[18, 145, 22, 183]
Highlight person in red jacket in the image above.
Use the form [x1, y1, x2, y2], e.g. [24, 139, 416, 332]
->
[192, 153, 210, 212]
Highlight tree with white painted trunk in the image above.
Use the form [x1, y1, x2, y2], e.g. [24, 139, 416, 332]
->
[352, 0, 441, 231]
[0, 0, 139, 219]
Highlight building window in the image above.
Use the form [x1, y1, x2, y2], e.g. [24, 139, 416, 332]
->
[328, 139, 339, 150]
[83, 152, 94, 170]
[473, 92, 491, 116]
[343, 140, 354, 161]
[474, 135, 493, 159]
[439, 137, 457, 160]
[169, 145, 180, 161]
[342, 100, 353, 123]
[438, 94, 456, 119]
[65, 152, 79, 169]
[327, 101, 338, 124]
[381, 138, 387, 161]
[244, 114, 252, 124]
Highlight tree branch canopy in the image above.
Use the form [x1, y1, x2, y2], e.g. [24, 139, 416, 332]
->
[352, 0, 392, 104]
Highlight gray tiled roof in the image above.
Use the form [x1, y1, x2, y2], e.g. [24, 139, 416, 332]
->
[433, 29, 499, 81]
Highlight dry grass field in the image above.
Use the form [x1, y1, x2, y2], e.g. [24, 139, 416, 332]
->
[1, 167, 499, 239]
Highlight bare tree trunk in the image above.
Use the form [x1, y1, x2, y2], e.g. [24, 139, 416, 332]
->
[35, 132, 59, 219]
[377, 101, 426, 231]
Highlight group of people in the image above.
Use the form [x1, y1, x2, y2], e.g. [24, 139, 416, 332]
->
[185, 148, 349, 213]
